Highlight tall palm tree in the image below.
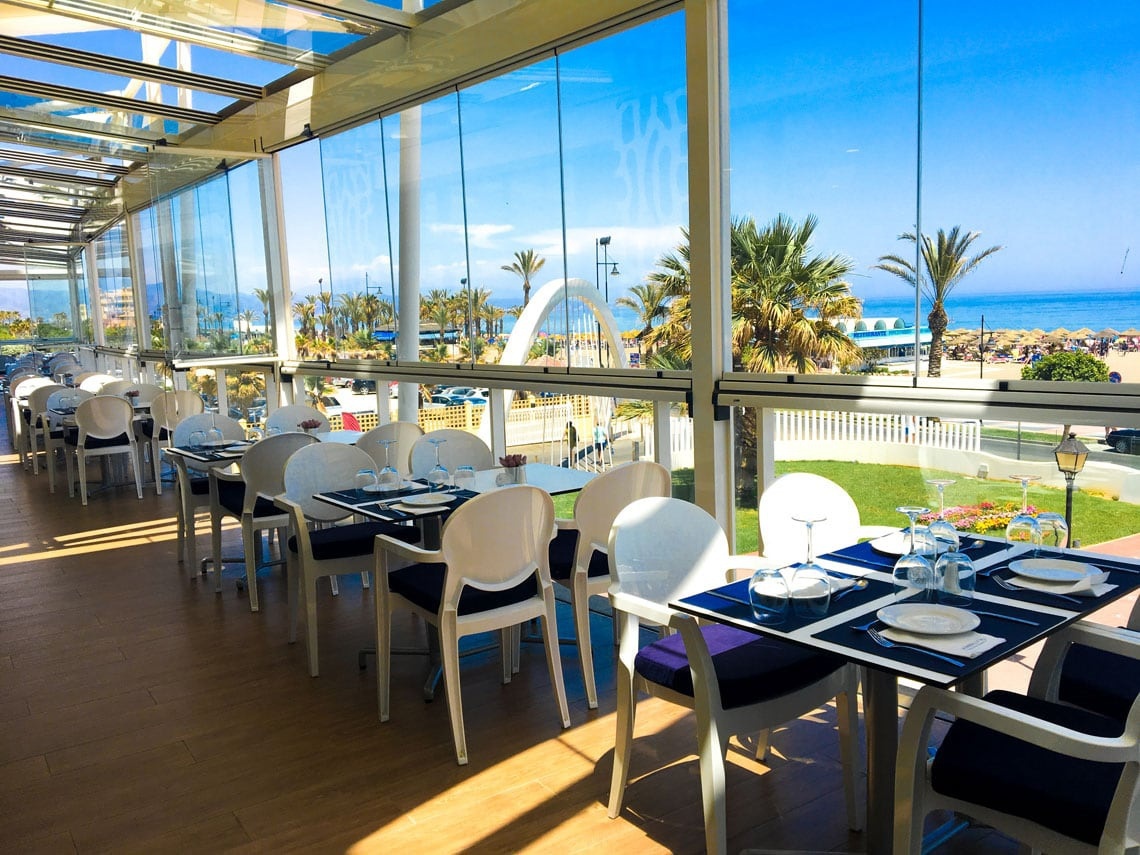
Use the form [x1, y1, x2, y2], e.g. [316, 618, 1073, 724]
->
[252, 287, 272, 332]
[501, 249, 545, 307]
[421, 289, 453, 344]
[616, 280, 673, 354]
[873, 226, 1003, 377]
[293, 296, 316, 338]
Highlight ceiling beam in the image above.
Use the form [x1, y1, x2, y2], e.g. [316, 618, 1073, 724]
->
[0, 147, 129, 176]
[0, 164, 116, 189]
[0, 109, 163, 148]
[0, 202, 85, 221]
[278, 0, 416, 30]
[0, 35, 264, 103]
[0, 75, 220, 126]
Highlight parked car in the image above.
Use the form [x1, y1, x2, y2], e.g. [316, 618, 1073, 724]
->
[1102, 428, 1140, 454]
[351, 379, 377, 393]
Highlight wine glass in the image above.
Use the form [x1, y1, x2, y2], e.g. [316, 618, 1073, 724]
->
[893, 505, 934, 601]
[453, 464, 476, 493]
[1035, 511, 1069, 555]
[377, 439, 401, 492]
[1009, 473, 1042, 513]
[354, 468, 378, 492]
[748, 565, 790, 624]
[426, 437, 449, 491]
[1005, 512, 1041, 552]
[205, 413, 223, 447]
[935, 549, 976, 607]
[188, 429, 206, 450]
[789, 515, 831, 618]
[925, 478, 960, 555]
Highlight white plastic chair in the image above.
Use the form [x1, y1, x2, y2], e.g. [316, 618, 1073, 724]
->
[43, 388, 91, 494]
[11, 375, 55, 469]
[276, 443, 421, 676]
[22, 382, 64, 477]
[264, 404, 329, 434]
[758, 472, 896, 565]
[65, 396, 145, 506]
[408, 429, 493, 478]
[355, 421, 424, 478]
[374, 485, 571, 765]
[209, 432, 318, 612]
[607, 496, 864, 855]
[77, 373, 118, 394]
[895, 620, 1140, 853]
[169, 414, 246, 574]
[145, 390, 205, 494]
[548, 460, 672, 709]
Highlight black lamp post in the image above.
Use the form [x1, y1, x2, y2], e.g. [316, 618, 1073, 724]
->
[1052, 432, 1090, 539]
[594, 236, 619, 366]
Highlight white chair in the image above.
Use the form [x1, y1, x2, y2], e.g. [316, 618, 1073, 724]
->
[758, 472, 896, 565]
[355, 421, 424, 478]
[276, 443, 421, 676]
[548, 460, 672, 709]
[374, 485, 571, 765]
[77, 373, 118, 394]
[129, 383, 164, 405]
[99, 379, 135, 397]
[209, 432, 318, 612]
[65, 396, 145, 506]
[145, 390, 205, 494]
[408, 429, 493, 478]
[43, 388, 91, 494]
[607, 496, 864, 855]
[264, 404, 329, 434]
[11, 375, 54, 469]
[22, 382, 64, 477]
[169, 414, 246, 574]
[895, 620, 1140, 854]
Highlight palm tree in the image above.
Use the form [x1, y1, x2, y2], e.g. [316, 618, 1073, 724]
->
[292, 296, 316, 338]
[421, 289, 453, 344]
[616, 280, 673, 354]
[501, 249, 545, 307]
[874, 226, 1003, 377]
[252, 287, 272, 332]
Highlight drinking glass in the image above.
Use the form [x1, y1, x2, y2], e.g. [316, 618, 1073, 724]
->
[1010, 474, 1042, 513]
[205, 414, 223, 447]
[789, 515, 831, 618]
[748, 566, 790, 624]
[377, 439, 401, 492]
[935, 550, 976, 606]
[1035, 511, 1069, 554]
[925, 478, 960, 555]
[426, 437, 449, 491]
[893, 505, 934, 601]
[1005, 512, 1042, 551]
[453, 464, 476, 493]
[354, 468, 378, 492]
[188, 429, 206, 450]
[265, 425, 282, 437]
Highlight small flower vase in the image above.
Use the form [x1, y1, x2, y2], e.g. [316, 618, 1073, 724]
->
[507, 465, 526, 484]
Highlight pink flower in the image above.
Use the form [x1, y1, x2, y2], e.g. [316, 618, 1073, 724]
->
[298, 418, 321, 430]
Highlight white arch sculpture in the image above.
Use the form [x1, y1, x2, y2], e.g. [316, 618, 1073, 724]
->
[478, 277, 628, 441]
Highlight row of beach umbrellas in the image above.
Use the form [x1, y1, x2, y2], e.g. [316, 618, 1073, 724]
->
[944, 326, 1140, 345]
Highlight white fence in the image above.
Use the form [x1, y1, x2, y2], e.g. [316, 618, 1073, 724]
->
[641, 410, 981, 469]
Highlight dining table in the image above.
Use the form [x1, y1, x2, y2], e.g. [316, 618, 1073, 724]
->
[670, 534, 1140, 854]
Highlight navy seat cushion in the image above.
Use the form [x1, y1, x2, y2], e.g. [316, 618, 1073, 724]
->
[388, 563, 537, 616]
[139, 418, 169, 440]
[189, 476, 210, 496]
[64, 430, 130, 449]
[215, 478, 278, 517]
[634, 623, 846, 710]
[1059, 639, 1140, 723]
[288, 520, 419, 559]
[548, 528, 609, 581]
[930, 689, 1125, 846]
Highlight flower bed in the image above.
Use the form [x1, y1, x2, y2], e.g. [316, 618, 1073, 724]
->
[919, 501, 1037, 535]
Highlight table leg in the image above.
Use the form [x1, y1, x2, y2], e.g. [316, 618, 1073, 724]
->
[862, 667, 899, 855]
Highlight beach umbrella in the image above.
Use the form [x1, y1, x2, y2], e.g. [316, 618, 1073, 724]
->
[1072, 327, 1094, 338]
[1122, 328, 1140, 337]
[1096, 327, 1120, 339]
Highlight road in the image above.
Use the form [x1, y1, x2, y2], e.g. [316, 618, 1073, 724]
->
[981, 435, 1140, 470]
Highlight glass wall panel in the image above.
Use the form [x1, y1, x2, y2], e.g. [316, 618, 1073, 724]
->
[559, 12, 689, 371]
[95, 223, 135, 348]
[280, 140, 331, 359]
[28, 271, 74, 340]
[134, 206, 167, 351]
[228, 162, 272, 355]
[74, 251, 92, 344]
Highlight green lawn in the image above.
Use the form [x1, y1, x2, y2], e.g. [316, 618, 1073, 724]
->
[669, 461, 1138, 554]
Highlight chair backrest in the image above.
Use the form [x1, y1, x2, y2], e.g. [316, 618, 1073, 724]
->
[150, 390, 205, 434]
[239, 432, 319, 512]
[356, 421, 424, 477]
[264, 404, 329, 434]
[608, 496, 730, 611]
[283, 443, 376, 522]
[129, 383, 164, 405]
[438, 486, 555, 609]
[46, 387, 92, 416]
[78, 373, 118, 393]
[571, 461, 672, 561]
[409, 429, 493, 478]
[12, 375, 54, 400]
[172, 414, 246, 446]
[758, 472, 862, 565]
[27, 383, 65, 424]
[99, 379, 135, 397]
[75, 396, 134, 442]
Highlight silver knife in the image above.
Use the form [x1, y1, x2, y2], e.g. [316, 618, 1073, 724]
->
[966, 609, 1038, 626]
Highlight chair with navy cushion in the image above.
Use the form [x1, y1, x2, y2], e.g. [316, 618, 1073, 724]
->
[65, 395, 145, 506]
[275, 443, 421, 677]
[209, 432, 317, 612]
[606, 496, 864, 855]
[548, 460, 671, 709]
[895, 620, 1140, 853]
[374, 485, 570, 765]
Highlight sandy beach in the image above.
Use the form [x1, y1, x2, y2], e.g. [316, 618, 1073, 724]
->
[939, 348, 1136, 383]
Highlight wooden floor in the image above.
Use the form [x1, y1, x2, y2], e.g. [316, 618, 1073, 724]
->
[0, 431, 1023, 853]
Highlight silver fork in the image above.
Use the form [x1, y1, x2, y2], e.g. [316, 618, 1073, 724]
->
[867, 626, 964, 667]
[992, 574, 1082, 604]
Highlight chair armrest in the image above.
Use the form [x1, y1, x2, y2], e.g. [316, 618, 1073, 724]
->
[209, 467, 243, 484]
[722, 553, 783, 582]
[554, 517, 578, 531]
[610, 589, 676, 629]
[374, 534, 441, 565]
[1029, 621, 1140, 702]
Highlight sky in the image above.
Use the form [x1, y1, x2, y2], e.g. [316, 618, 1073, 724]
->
[2, 1, 1138, 323]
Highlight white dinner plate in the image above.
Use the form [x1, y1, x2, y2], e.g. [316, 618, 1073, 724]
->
[1008, 558, 1098, 582]
[869, 531, 911, 556]
[202, 440, 236, 449]
[400, 492, 457, 507]
[362, 483, 404, 493]
[876, 603, 980, 636]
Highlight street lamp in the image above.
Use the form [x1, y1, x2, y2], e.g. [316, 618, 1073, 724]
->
[1052, 431, 1090, 539]
[594, 236, 619, 366]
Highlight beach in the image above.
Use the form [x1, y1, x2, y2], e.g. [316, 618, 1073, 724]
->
[939, 348, 1135, 383]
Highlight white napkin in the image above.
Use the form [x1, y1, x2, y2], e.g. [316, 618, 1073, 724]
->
[1006, 571, 1115, 598]
[880, 628, 1006, 658]
[829, 576, 856, 594]
[393, 502, 448, 515]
